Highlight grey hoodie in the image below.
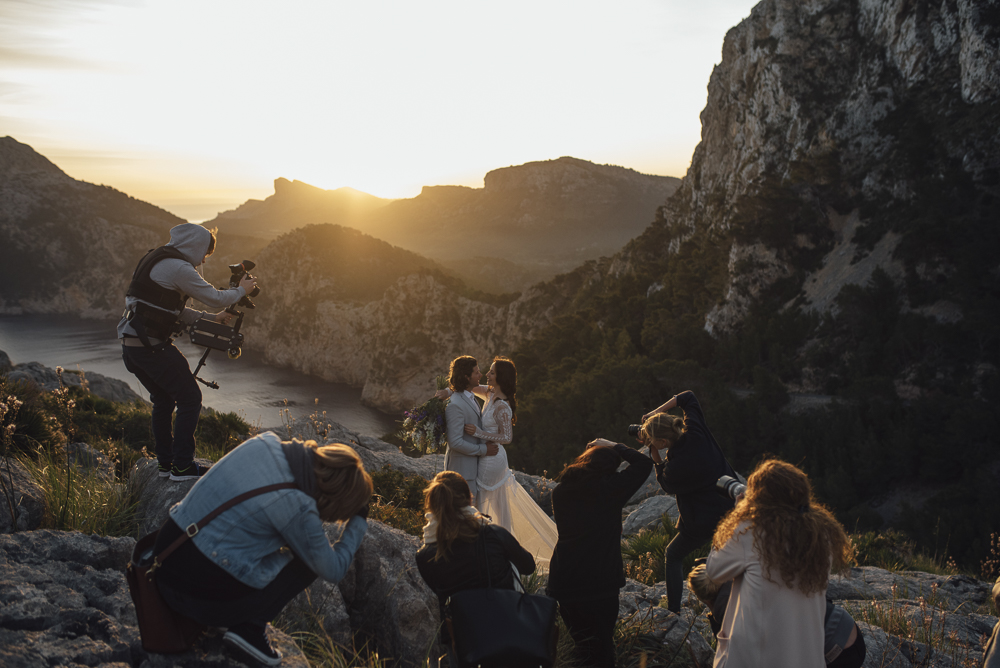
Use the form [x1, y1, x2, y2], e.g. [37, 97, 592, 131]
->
[117, 223, 246, 342]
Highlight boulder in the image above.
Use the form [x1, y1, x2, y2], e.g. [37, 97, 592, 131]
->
[0, 457, 45, 533]
[5, 361, 142, 404]
[627, 467, 663, 505]
[0, 350, 11, 374]
[334, 521, 441, 667]
[0, 530, 310, 668]
[622, 494, 678, 537]
[132, 458, 213, 537]
[66, 442, 116, 482]
[828, 567, 997, 608]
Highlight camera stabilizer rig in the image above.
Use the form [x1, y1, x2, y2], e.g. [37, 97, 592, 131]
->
[190, 260, 261, 389]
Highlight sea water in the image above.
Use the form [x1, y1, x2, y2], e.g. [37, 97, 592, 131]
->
[0, 314, 398, 437]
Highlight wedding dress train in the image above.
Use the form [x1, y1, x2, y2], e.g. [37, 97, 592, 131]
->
[475, 394, 558, 571]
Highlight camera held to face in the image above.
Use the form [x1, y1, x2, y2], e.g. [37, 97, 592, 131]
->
[717, 475, 746, 500]
[627, 424, 643, 439]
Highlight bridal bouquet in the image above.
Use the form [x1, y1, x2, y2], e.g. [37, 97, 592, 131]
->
[398, 376, 449, 455]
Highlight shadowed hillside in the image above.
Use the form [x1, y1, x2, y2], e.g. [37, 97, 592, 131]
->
[204, 157, 680, 292]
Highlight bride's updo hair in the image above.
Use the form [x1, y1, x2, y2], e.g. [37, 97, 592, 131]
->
[448, 356, 478, 392]
[424, 471, 484, 561]
[492, 356, 517, 425]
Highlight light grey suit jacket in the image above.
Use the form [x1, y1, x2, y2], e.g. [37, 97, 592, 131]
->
[443, 391, 486, 498]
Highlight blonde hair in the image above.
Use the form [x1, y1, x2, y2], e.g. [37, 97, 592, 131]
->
[424, 471, 484, 561]
[312, 443, 373, 522]
[712, 459, 852, 595]
[640, 412, 684, 447]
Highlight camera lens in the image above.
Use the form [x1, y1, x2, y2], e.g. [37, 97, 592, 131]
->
[627, 424, 642, 438]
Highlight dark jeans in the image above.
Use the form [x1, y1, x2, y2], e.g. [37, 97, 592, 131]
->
[158, 553, 317, 628]
[558, 595, 619, 668]
[122, 342, 201, 469]
[665, 531, 711, 613]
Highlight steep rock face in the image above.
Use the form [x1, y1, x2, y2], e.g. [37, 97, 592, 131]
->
[241, 224, 591, 412]
[0, 137, 184, 317]
[612, 0, 998, 338]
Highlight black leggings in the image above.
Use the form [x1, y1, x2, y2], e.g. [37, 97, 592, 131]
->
[664, 531, 711, 613]
[558, 595, 619, 668]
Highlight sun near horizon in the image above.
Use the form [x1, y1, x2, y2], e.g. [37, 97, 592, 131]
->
[1, 0, 757, 221]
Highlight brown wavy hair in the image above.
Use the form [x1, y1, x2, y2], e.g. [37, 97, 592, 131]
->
[557, 444, 622, 485]
[448, 356, 478, 392]
[492, 356, 517, 425]
[712, 459, 852, 595]
[313, 443, 373, 522]
[424, 471, 486, 561]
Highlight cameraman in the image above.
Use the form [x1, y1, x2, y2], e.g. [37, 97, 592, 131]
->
[639, 391, 738, 613]
[118, 223, 255, 481]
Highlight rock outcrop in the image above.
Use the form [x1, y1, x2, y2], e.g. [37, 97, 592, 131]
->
[0, 136, 183, 318]
[236, 224, 593, 412]
[2, 353, 142, 404]
[0, 530, 309, 668]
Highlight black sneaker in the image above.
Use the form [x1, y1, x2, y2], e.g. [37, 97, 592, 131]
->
[223, 623, 282, 666]
[169, 462, 209, 481]
[158, 462, 172, 478]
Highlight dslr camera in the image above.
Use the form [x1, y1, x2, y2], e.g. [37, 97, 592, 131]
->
[716, 475, 746, 500]
[627, 424, 643, 439]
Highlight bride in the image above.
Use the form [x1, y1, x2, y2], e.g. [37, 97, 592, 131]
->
[437, 356, 558, 569]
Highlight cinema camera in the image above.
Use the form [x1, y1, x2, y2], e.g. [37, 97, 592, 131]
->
[189, 260, 262, 389]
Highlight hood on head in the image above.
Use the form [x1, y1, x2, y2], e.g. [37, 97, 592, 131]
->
[165, 223, 212, 265]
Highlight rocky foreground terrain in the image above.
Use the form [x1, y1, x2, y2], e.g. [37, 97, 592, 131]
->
[1, 398, 996, 668]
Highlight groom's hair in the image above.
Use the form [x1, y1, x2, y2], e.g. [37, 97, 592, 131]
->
[448, 356, 478, 392]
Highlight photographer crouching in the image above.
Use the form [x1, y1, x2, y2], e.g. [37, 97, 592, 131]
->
[638, 390, 740, 613]
[118, 223, 256, 481]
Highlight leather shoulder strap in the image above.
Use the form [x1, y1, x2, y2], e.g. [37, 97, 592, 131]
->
[154, 482, 297, 565]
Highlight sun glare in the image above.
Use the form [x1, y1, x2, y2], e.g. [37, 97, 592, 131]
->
[0, 0, 755, 218]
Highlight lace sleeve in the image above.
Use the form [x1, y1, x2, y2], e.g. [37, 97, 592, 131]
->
[472, 401, 513, 444]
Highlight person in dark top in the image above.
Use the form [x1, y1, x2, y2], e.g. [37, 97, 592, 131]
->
[641, 391, 737, 613]
[546, 438, 653, 668]
[415, 471, 536, 666]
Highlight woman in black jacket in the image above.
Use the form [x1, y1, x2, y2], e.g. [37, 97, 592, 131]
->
[415, 471, 536, 665]
[546, 438, 653, 668]
[641, 390, 737, 613]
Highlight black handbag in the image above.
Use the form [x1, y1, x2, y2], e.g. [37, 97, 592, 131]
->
[445, 527, 559, 668]
[126, 482, 296, 653]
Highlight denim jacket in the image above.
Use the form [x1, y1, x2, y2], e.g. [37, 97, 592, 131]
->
[169, 431, 368, 588]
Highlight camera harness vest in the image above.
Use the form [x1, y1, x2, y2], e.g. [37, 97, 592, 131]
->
[124, 246, 191, 348]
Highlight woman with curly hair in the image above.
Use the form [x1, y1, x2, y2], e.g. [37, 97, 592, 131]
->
[706, 459, 853, 668]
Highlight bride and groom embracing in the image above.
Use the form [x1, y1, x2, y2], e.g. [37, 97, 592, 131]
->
[435, 355, 558, 568]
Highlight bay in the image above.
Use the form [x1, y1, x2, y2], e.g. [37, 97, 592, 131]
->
[0, 314, 399, 437]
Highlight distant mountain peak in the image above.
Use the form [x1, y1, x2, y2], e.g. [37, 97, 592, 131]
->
[0, 136, 73, 186]
[484, 156, 670, 193]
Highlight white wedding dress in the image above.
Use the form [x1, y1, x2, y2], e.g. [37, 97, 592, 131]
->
[474, 393, 558, 571]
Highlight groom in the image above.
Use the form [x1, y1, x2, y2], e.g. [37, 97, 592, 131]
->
[442, 355, 497, 506]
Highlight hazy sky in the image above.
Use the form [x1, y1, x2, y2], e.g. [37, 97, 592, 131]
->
[1, 0, 758, 221]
